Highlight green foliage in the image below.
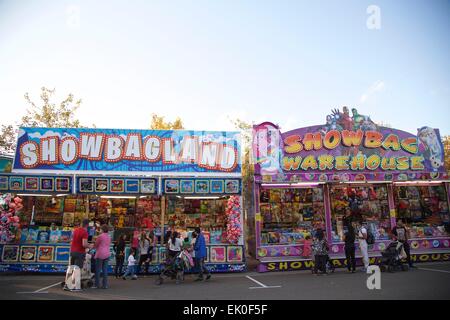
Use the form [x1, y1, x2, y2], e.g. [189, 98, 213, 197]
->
[0, 87, 90, 154]
[150, 114, 184, 130]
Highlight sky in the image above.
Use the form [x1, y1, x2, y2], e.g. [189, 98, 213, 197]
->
[0, 0, 449, 136]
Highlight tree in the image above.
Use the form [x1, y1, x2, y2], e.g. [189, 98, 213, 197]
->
[443, 135, 450, 174]
[0, 87, 89, 154]
[230, 117, 256, 259]
[150, 114, 184, 130]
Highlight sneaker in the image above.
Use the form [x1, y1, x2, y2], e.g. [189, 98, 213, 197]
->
[101, 286, 109, 289]
[206, 274, 211, 280]
[351, 270, 356, 273]
[131, 276, 138, 280]
[122, 276, 126, 280]
[91, 286, 98, 289]
[195, 277, 203, 282]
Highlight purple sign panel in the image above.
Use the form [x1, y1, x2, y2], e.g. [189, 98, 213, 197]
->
[252, 107, 446, 181]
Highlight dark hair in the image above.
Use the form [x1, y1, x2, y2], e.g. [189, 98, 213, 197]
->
[82, 219, 89, 227]
[316, 229, 324, 241]
[101, 224, 109, 233]
[194, 227, 201, 234]
[171, 231, 179, 245]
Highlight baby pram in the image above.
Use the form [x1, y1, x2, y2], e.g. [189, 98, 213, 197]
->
[62, 249, 95, 290]
[155, 250, 193, 285]
[380, 240, 409, 272]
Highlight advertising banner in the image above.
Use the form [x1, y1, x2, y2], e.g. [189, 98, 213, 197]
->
[13, 128, 241, 176]
[252, 107, 447, 182]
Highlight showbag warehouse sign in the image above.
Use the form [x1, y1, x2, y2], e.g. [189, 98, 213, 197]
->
[14, 128, 241, 174]
[252, 107, 446, 177]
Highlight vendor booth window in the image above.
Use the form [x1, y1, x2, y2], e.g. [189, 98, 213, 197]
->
[330, 185, 390, 242]
[259, 188, 325, 245]
[164, 196, 231, 244]
[394, 185, 450, 238]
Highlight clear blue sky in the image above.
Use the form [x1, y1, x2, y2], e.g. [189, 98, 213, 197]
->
[0, 0, 449, 135]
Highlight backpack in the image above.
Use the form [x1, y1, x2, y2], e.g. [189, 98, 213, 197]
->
[366, 229, 375, 245]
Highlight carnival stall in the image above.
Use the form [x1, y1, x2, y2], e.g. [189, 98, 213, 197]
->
[252, 107, 450, 272]
[0, 127, 245, 273]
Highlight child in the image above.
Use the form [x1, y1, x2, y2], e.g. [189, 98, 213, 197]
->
[302, 235, 312, 258]
[122, 249, 137, 280]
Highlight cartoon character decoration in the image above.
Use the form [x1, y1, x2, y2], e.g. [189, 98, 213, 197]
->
[321, 114, 343, 134]
[418, 126, 444, 171]
[253, 122, 283, 175]
[331, 106, 353, 131]
[0, 194, 23, 243]
[351, 108, 377, 131]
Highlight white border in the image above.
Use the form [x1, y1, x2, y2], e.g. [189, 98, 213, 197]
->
[40, 177, 54, 192]
[12, 169, 242, 178]
[79, 177, 94, 192]
[110, 178, 125, 193]
[125, 179, 140, 193]
[140, 179, 156, 194]
[95, 178, 110, 193]
[55, 177, 70, 192]
[179, 179, 194, 194]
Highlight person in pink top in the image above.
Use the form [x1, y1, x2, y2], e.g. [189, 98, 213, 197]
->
[93, 224, 111, 289]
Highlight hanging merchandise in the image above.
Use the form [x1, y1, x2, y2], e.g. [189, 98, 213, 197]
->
[0, 194, 23, 243]
[225, 196, 242, 244]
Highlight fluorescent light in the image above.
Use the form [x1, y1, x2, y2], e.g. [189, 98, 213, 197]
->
[56, 194, 69, 197]
[341, 181, 392, 184]
[394, 180, 444, 186]
[181, 196, 221, 199]
[261, 182, 324, 188]
[100, 196, 137, 199]
[17, 194, 52, 197]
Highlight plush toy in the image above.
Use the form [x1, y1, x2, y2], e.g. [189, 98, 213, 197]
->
[0, 194, 22, 243]
[225, 196, 242, 244]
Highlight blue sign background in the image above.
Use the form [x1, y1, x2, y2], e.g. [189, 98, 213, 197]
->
[14, 128, 241, 174]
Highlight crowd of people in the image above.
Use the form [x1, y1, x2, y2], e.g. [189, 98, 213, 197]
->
[309, 211, 416, 276]
[66, 214, 416, 291]
[67, 219, 210, 291]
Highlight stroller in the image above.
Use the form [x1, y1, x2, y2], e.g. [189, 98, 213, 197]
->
[380, 240, 409, 272]
[62, 249, 95, 290]
[155, 250, 193, 285]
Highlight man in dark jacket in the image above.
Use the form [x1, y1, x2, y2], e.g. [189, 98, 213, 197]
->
[193, 227, 211, 281]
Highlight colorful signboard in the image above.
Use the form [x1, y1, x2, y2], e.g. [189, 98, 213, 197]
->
[0, 174, 73, 194]
[13, 128, 241, 175]
[162, 178, 241, 195]
[252, 107, 447, 182]
[76, 176, 157, 195]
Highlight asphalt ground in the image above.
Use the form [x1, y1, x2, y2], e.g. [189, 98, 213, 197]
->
[1, 262, 449, 300]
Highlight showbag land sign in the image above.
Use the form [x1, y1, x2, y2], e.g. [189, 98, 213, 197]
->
[13, 128, 241, 175]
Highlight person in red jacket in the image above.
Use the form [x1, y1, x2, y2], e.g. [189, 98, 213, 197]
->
[70, 219, 92, 268]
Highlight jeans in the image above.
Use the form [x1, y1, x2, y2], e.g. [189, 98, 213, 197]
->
[313, 255, 327, 274]
[70, 252, 85, 269]
[345, 244, 356, 272]
[115, 255, 124, 277]
[194, 257, 210, 278]
[359, 240, 369, 269]
[138, 254, 149, 275]
[123, 265, 136, 278]
[95, 258, 109, 288]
